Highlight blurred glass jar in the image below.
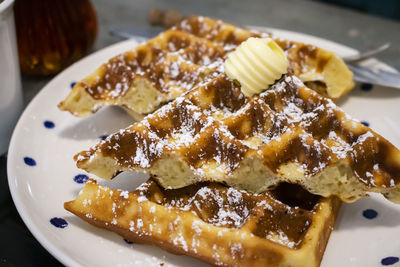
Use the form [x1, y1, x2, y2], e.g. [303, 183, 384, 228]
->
[13, 0, 98, 76]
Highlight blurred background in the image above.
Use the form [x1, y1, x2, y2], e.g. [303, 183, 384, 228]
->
[10, 0, 400, 81]
[316, 0, 400, 20]
[1, 0, 399, 266]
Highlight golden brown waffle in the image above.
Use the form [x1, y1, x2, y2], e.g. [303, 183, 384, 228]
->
[65, 179, 340, 267]
[58, 16, 353, 119]
[75, 74, 400, 203]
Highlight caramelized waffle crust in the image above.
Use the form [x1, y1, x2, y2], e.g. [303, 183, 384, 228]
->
[75, 74, 400, 203]
[65, 179, 341, 267]
[58, 16, 353, 118]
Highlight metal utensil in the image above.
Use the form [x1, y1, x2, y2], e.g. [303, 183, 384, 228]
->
[110, 29, 150, 43]
[110, 27, 161, 43]
[340, 44, 400, 89]
[349, 65, 400, 89]
[342, 43, 390, 63]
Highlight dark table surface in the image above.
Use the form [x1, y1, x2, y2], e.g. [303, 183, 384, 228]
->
[1, 0, 400, 266]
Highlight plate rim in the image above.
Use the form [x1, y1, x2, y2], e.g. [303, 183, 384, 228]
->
[6, 38, 138, 267]
[6, 27, 397, 267]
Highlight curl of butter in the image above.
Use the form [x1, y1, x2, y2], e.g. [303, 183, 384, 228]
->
[224, 37, 288, 97]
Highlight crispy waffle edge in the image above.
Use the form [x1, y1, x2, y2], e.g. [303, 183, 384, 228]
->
[58, 16, 354, 117]
[64, 179, 341, 267]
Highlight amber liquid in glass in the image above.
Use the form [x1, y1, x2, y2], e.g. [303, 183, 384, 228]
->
[14, 0, 98, 76]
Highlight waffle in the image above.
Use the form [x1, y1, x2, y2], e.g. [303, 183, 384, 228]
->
[75, 74, 400, 203]
[58, 16, 354, 119]
[65, 178, 340, 267]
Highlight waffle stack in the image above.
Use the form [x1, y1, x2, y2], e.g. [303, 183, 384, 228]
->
[58, 16, 354, 120]
[65, 179, 340, 267]
[62, 17, 394, 267]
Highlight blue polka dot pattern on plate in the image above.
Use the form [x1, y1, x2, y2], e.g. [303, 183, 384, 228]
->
[361, 121, 370, 127]
[381, 257, 399, 265]
[43, 120, 55, 129]
[50, 217, 68, 228]
[99, 134, 108, 140]
[124, 239, 133, 244]
[361, 83, 373, 91]
[73, 174, 89, 184]
[363, 209, 378, 219]
[70, 82, 76, 89]
[23, 157, 36, 166]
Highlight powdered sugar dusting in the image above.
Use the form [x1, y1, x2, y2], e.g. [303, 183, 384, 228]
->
[79, 70, 400, 190]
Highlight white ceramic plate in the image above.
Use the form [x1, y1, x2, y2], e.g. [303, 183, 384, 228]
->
[7, 28, 400, 267]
